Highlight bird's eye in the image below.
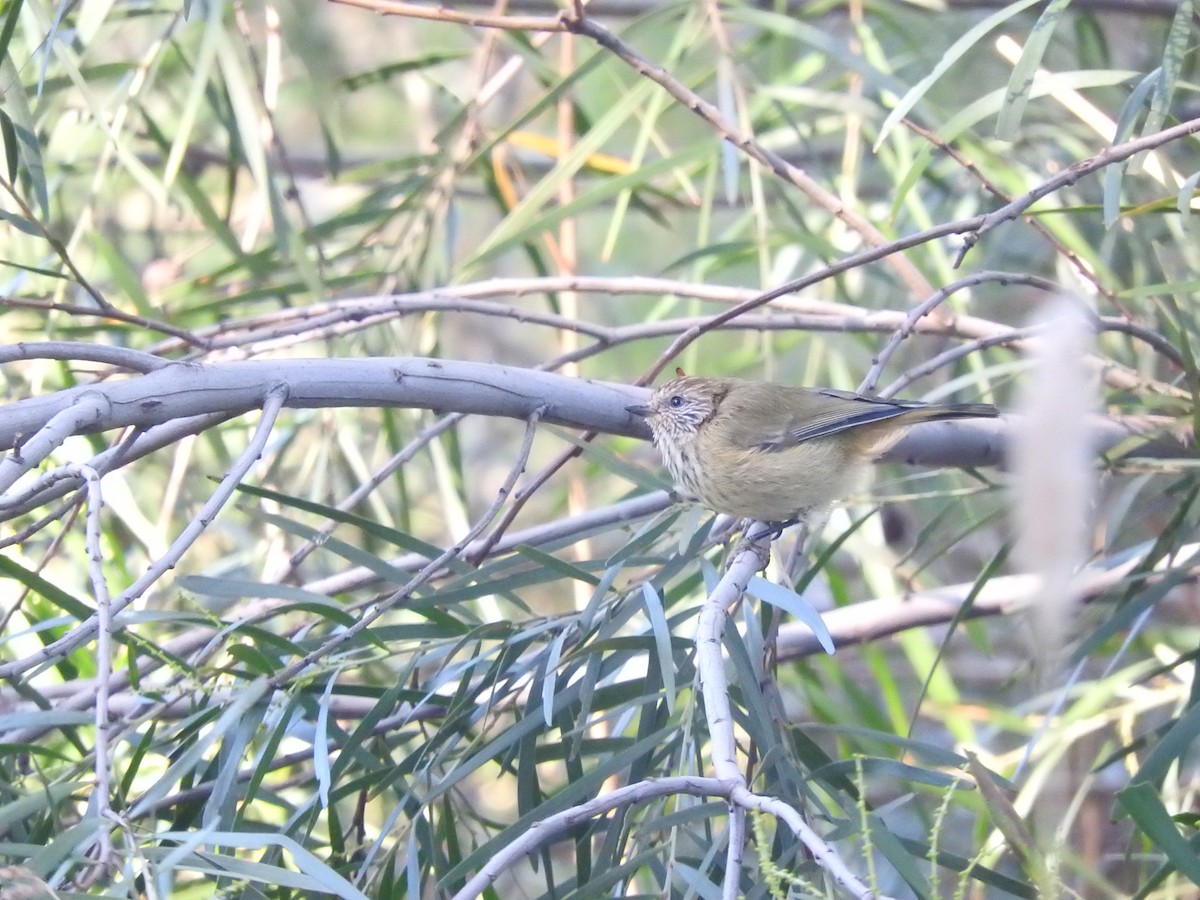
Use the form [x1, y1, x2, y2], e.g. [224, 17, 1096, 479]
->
[669, 395, 684, 408]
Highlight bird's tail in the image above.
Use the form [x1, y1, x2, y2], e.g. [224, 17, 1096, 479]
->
[854, 400, 999, 458]
[911, 402, 1000, 421]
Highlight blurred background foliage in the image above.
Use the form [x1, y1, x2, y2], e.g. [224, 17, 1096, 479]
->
[1, 0, 1199, 896]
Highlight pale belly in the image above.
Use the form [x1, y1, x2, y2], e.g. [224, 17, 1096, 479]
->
[687, 440, 869, 522]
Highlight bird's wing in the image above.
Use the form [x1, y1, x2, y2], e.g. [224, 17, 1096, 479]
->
[722, 386, 917, 451]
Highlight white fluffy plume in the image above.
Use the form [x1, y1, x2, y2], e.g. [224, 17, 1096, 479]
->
[1012, 298, 1097, 673]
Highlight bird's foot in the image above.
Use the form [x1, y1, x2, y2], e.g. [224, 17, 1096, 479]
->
[745, 519, 798, 542]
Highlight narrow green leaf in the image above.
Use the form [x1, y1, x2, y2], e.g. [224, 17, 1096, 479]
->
[817, 756, 970, 789]
[0, 208, 40, 236]
[516, 544, 601, 587]
[1118, 782, 1200, 884]
[235, 483, 463, 570]
[875, 0, 1045, 147]
[1141, 0, 1192, 140]
[28, 817, 98, 877]
[0, 708, 91, 731]
[343, 52, 467, 90]
[153, 834, 371, 899]
[640, 582, 676, 712]
[0, 54, 48, 215]
[0, 109, 18, 182]
[1177, 171, 1200, 220]
[1103, 71, 1160, 227]
[128, 679, 271, 818]
[966, 751, 1038, 868]
[541, 628, 568, 727]
[0, 0, 24, 63]
[315, 673, 338, 808]
[896, 836, 1036, 897]
[995, 0, 1072, 140]
[893, 70, 1136, 216]
[163, 0, 225, 189]
[746, 576, 834, 654]
[1134, 698, 1200, 788]
[871, 816, 932, 897]
[0, 782, 81, 833]
[463, 142, 712, 272]
[176, 574, 343, 609]
[0, 555, 91, 618]
[203, 701, 264, 831]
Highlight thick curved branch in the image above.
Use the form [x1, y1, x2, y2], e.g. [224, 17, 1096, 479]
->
[1, 358, 1188, 496]
[0, 357, 646, 452]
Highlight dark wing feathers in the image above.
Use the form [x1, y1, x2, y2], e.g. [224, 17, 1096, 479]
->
[718, 383, 990, 452]
[777, 403, 918, 447]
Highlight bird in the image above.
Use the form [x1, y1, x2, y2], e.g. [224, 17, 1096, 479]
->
[626, 370, 999, 526]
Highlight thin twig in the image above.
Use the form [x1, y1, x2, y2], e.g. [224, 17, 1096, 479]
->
[724, 804, 746, 900]
[0, 176, 116, 314]
[448, 776, 738, 900]
[332, 0, 564, 30]
[269, 405, 547, 686]
[0, 341, 169, 372]
[901, 119, 1119, 308]
[695, 536, 884, 898]
[954, 115, 1200, 265]
[141, 277, 1182, 384]
[0, 415, 231, 525]
[80, 465, 114, 869]
[271, 412, 465, 582]
[772, 544, 1185, 661]
[0, 296, 210, 348]
[860, 272, 1061, 394]
[304, 490, 672, 595]
[465, 438, 586, 564]
[881, 327, 1042, 397]
[0, 392, 113, 494]
[0, 387, 290, 679]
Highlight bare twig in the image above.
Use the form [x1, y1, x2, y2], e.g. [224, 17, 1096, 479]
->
[0, 387, 289, 679]
[331, 0, 564, 30]
[271, 412, 465, 582]
[693, 536, 884, 899]
[0, 392, 113, 493]
[80, 465, 115, 869]
[268, 405, 547, 686]
[953, 116, 1200, 264]
[860, 272, 1060, 394]
[139, 277, 1182, 385]
[0, 414, 231, 525]
[0, 296, 209, 349]
[0, 341, 170, 372]
[881, 327, 1042, 397]
[305, 490, 673, 595]
[0, 176, 115, 314]
[449, 775, 735, 900]
[901, 119, 1118, 307]
[772, 545, 1185, 662]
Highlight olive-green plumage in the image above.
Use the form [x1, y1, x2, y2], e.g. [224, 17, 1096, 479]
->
[627, 375, 998, 523]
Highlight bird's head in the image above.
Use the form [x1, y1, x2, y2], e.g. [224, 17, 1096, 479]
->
[626, 372, 727, 445]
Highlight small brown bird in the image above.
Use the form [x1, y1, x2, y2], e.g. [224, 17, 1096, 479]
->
[627, 372, 999, 525]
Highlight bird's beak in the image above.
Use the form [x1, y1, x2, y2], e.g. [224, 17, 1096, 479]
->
[625, 403, 651, 418]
